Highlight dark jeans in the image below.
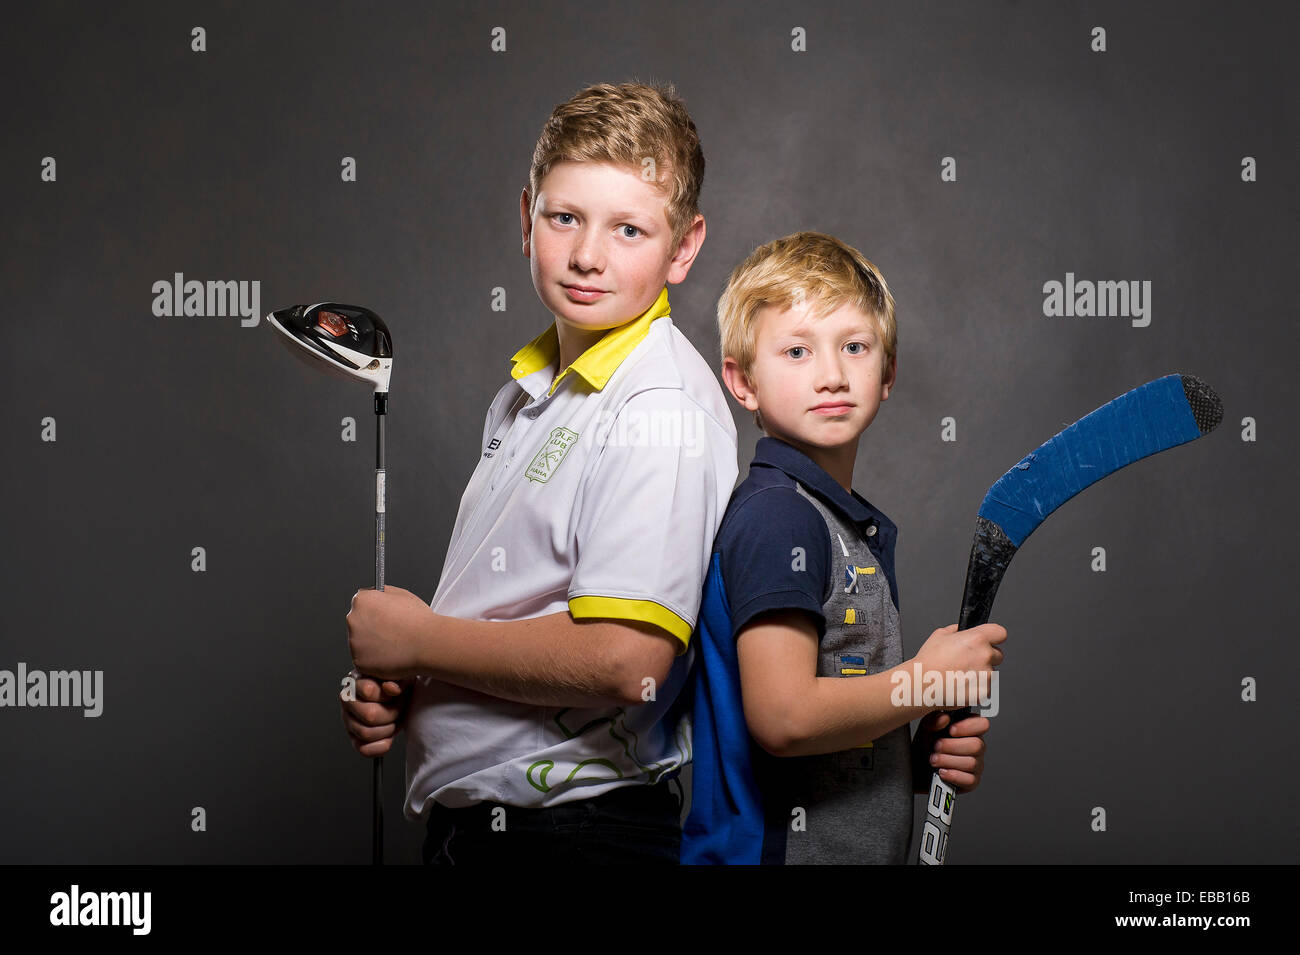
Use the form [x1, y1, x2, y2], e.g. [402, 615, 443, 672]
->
[422, 781, 682, 865]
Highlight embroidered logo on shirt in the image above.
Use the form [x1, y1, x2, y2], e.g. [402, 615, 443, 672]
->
[844, 564, 875, 593]
[836, 533, 877, 594]
[840, 654, 867, 675]
[525, 427, 580, 483]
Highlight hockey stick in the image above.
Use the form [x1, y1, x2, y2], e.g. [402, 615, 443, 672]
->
[916, 373, 1223, 865]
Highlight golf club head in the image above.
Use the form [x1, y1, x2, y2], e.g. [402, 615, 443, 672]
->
[268, 302, 393, 393]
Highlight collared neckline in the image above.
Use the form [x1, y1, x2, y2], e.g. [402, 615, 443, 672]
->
[749, 435, 890, 531]
[509, 287, 671, 397]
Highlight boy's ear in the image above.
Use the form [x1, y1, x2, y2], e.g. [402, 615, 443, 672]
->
[721, 356, 759, 412]
[520, 188, 533, 258]
[881, 354, 897, 399]
[665, 213, 706, 285]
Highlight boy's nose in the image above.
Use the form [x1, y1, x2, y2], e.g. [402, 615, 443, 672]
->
[570, 230, 604, 272]
[814, 356, 849, 390]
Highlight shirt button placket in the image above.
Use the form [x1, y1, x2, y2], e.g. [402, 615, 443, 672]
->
[496, 401, 541, 488]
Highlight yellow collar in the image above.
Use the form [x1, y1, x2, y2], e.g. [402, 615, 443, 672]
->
[510, 287, 671, 396]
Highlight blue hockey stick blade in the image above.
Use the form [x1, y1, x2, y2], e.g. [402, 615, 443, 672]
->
[978, 374, 1222, 549]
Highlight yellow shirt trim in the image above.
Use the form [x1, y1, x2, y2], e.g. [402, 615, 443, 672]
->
[510, 287, 671, 396]
[568, 594, 693, 651]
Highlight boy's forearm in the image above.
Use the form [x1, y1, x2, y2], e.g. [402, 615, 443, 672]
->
[412, 610, 669, 709]
[788, 677, 974, 795]
[772, 664, 933, 758]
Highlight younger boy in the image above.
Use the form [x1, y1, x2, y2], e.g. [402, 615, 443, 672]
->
[340, 82, 738, 864]
[682, 232, 1005, 864]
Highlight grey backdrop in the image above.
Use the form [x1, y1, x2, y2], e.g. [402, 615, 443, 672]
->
[2, 1, 1295, 864]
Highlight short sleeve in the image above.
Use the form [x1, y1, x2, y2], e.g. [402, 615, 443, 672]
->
[567, 389, 737, 650]
[718, 487, 831, 643]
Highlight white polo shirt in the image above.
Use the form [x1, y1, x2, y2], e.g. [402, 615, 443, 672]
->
[403, 288, 739, 814]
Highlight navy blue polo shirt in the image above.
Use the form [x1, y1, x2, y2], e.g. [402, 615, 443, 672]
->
[681, 436, 905, 865]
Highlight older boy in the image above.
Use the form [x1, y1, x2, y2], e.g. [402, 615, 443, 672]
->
[340, 82, 738, 864]
[682, 231, 1005, 864]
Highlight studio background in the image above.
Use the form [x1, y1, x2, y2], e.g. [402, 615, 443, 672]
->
[2, 1, 1294, 864]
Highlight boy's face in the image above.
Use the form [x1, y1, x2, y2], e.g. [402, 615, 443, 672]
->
[521, 161, 703, 332]
[725, 299, 895, 453]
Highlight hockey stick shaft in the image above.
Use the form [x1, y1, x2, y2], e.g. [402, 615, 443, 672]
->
[916, 523, 1013, 865]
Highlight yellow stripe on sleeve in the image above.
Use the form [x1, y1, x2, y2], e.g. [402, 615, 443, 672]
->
[568, 595, 693, 651]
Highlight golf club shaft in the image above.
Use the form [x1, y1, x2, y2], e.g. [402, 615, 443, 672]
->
[372, 399, 386, 865]
[376, 406, 386, 591]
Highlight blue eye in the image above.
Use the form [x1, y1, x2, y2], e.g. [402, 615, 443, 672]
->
[621, 225, 641, 238]
[554, 213, 575, 225]
[846, 342, 866, 354]
[787, 346, 806, 359]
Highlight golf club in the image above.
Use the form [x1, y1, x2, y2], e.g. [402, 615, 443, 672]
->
[268, 302, 392, 865]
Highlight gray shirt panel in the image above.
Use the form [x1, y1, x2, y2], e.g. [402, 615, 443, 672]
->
[772, 483, 914, 864]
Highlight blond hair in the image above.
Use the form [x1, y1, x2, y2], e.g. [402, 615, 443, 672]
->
[528, 82, 705, 252]
[717, 231, 897, 432]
